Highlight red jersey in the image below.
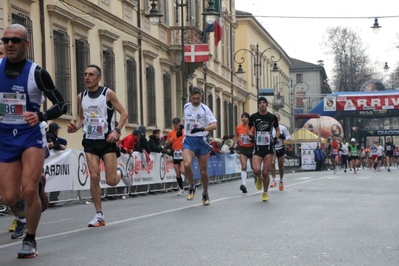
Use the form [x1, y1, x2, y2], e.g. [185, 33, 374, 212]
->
[167, 129, 184, 151]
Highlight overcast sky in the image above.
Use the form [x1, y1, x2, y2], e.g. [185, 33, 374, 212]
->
[235, 0, 399, 80]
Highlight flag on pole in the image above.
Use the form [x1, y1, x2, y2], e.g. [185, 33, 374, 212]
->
[214, 0, 222, 46]
[184, 44, 210, 63]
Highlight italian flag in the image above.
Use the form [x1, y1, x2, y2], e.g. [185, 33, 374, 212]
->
[214, 0, 222, 46]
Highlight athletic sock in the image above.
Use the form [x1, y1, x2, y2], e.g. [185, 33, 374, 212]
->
[176, 176, 183, 189]
[241, 171, 247, 186]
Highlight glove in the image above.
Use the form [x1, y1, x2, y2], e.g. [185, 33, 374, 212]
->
[191, 127, 204, 134]
[271, 137, 278, 145]
[248, 135, 255, 142]
[280, 133, 286, 140]
[229, 147, 235, 154]
[176, 124, 184, 138]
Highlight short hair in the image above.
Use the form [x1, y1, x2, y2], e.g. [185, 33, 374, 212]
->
[241, 112, 250, 118]
[87, 64, 102, 76]
[190, 86, 203, 96]
[6, 24, 29, 39]
[153, 129, 161, 135]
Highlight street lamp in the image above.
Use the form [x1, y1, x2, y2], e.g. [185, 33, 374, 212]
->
[371, 18, 381, 34]
[233, 44, 281, 99]
[273, 81, 290, 111]
[291, 81, 309, 131]
[147, 0, 218, 110]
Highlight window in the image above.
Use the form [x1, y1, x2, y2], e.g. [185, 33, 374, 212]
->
[159, 0, 169, 24]
[126, 59, 138, 124]
[228, 102, 233, 135]
[296, 74, 303, 84]
[146, 66, 157, 126]
[103, 49, 115, 91]
[75, 39, 90, 95]
[53, 30, 71, 115]
[12, 13, 34, 61]
[223, 100, 228, 136]
[163, 73, 172, 128]
[216, 97, 221, 137]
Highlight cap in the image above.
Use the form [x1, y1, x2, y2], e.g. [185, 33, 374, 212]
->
[133, 129, 143, 136]
[172, 117, 180, 124]
[137, 125, 147, 134]
[258, 96, 268, 104]
[49, 122, 61, 132]
[351, 138, 355, 142]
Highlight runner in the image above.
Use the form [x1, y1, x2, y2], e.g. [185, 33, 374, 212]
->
[384, 137, 394, 172]
[270, 113, 291, 191]
[329, 135, 340, 174]
[233, 112, 254, 193]
[247, 97, 280, 202]
[348, 138, 360, 174]
[182, 87, 217, 205]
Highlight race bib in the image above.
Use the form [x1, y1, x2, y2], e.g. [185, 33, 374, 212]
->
[185, 119, 198, 132]
[256, 131, 270, 146]
[0, 92, 27, 124]
[173, 150, 183, 160]
[351, 150, 358, 156]
[241, 134, 250, 145]
[86, 118, 105, 140]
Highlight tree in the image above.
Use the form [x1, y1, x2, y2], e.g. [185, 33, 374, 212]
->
[322, 26, 375, 91]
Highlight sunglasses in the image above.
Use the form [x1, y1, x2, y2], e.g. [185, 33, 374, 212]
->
[1, 37, 28, 44]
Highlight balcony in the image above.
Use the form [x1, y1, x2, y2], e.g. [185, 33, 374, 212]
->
[167, 26, 204, 47]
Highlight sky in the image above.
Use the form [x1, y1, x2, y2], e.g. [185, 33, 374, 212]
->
[235, 0, 399, 82]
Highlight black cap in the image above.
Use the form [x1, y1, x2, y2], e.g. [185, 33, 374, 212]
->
[133, 129, 143, 136]
[49, 122, 61, 132]
[258, 96, 268, 104]
[137, 125, 147, 134]
[172, 117, 180, 124]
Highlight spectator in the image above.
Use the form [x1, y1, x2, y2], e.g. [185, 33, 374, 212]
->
[137, 125, 151, 154]
[46, 122, 66, 151]
[210, 138, 223, 154]
[220, 138, 235, 154]
[119, 129, 142, 154]
[314, 144, 325, 171]
[148, 129, 169, 153]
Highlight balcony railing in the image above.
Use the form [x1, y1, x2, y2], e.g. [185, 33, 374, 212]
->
[167, 26, 204, 46]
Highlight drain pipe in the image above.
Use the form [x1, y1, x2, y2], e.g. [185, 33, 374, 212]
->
[39, 0, 48, 110]
[138, 1, 144, 124]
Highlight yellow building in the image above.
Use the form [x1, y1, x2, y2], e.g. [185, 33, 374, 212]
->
[0, 0, 293, 148]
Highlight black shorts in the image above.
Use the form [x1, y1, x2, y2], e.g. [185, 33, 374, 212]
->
[82, 138, 119, 159]
[275, 148, 285, 158]
[253, 146, 274, 158]
[348, 156, 359, 161]
[173, 159, 183, 165]
[237, 146, 253, 158]
[386, 152, 393, 158]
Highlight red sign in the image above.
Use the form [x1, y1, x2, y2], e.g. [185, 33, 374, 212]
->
[184, 44, 209, 63]
[335, 94, 399, 111]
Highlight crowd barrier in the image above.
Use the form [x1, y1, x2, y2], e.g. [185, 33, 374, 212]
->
[1, 150, 302, 208]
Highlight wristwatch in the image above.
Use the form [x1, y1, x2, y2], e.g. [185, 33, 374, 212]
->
[114, 128, 121, 134]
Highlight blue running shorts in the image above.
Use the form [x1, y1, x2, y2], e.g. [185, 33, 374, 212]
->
[183, 136, 211, 156]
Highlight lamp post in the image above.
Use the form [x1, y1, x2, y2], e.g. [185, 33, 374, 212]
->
[233, 44, 281, 99]
[291, 81, 309, 130]
[147, 0, 218, 111]
[273, 81, 290, 111]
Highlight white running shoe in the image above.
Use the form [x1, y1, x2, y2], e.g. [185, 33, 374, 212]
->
[88, 213, 106, 227]
[177, 187, 184, 196]
[117, 165, 132, 187]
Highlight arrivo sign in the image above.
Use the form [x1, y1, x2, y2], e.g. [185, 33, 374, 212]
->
[335, 94, 399, 111]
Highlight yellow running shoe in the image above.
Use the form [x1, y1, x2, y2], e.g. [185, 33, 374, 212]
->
[9, 219, 17, 232]
[255, 176, 263, 190]
[187, 186, 196, 201]
[262, 193, 268, 202]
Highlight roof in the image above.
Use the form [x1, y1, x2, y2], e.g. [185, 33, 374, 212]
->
[287, 128, 326, 143]
[290, 58, 323, 71]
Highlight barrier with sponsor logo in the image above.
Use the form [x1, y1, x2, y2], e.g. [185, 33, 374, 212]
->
[38, 150, 300, 204]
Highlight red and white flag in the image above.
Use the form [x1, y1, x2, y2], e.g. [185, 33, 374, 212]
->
[184, 44, 209, 63]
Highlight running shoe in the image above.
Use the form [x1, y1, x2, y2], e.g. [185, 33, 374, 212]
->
[38, 174, 48, 212]
[117, 165, 132, 187]
[202, 193, 210, 206]
[9, 219, 17, 232]
[279, 182, 284, 191]
[262, 193, 268, 202]
[177, 187, 184, 196]
[11, 221, 27, 239]
[255, 176, 263, 190]
[88, 213, 106, 227]
[187, 186, 196, 201]
[344, 169, 346, 173]
[388, 168, 391, 172]
[239, 184, 247, 193]
[17, 240, 38, 258]
[270, 180, 276, 188]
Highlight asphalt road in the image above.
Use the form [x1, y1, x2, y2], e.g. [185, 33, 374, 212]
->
[1, 167, 399, 266]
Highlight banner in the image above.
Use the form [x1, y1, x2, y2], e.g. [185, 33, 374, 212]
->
[328, 93, 399, 111]
[300, 142, 317, 170]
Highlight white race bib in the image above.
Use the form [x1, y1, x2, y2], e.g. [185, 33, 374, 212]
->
[0, 92, 27, 124]
[256, 131, 270, 146]
[173, 150, 183, 160]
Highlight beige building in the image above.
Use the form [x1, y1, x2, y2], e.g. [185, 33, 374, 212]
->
[0, 0, 292, 149]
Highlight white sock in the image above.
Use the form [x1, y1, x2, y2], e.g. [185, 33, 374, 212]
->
[241, 171, 247, 186]
[280, 178, 283, 183]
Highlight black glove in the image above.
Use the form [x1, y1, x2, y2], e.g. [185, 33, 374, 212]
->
[280, 133, 286, 140]
[248, 135, 255, 142]
[176, 124, 184, 138]
[271, 137, 278, 145]
[191, 127, 204, 134]
[229, 147, 235, 154]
